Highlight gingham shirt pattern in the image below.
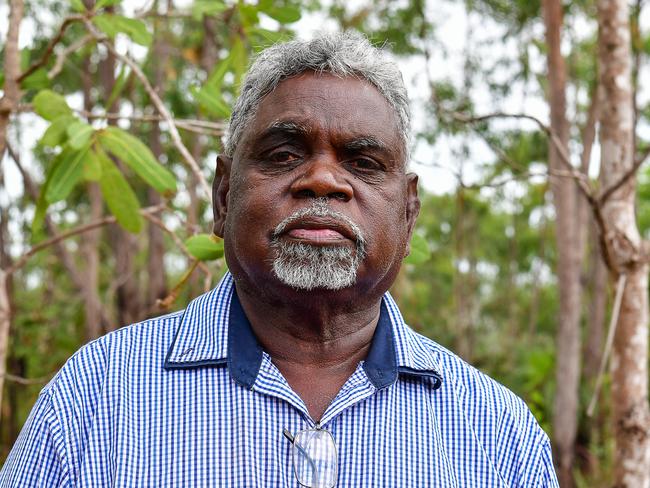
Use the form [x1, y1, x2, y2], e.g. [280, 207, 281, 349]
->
[0, 273, 558, 487]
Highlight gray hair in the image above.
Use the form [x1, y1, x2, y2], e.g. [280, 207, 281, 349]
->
[224, 31, 411, 159]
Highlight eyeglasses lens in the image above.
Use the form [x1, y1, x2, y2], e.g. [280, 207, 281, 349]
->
[293, 429, 337, 488]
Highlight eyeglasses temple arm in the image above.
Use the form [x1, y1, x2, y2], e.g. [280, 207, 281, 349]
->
[283, 429, 320, 483]
[283, 429, 295, 443]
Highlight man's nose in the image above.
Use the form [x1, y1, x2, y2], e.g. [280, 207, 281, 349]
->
[289, 154, 353, 201]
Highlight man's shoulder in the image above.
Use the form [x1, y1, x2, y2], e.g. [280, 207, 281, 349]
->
[42, 309, 185, 400]
[410, 330, 543, 430]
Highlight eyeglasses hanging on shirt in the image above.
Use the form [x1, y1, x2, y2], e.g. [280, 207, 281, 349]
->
[283, 427, 338, 488]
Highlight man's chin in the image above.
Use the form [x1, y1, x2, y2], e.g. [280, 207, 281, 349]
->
[270, 241, 362, 291]
[272, 266, 358, 291]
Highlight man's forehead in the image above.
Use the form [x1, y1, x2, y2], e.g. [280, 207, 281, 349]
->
[247, 73, 401, 143]
[257, 118, 390, 149]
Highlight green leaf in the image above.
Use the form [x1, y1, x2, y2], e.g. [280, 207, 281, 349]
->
[185, 234, 224, 261]
[192, 86, 231, 119]
[92, 14, 119, 38]
[114, 16, 152, 46]
[248, 27, 286, 47]
[69, 0, 86, 12]
[45, 144, 91, 203]
[205, 55, 232, 89]
[238, 4, 259, 27]
[20, 68, 49, 90]
[92, 14, 152, 46]
[106, 64, 130, 108]
[67, 121, 94, 149]
[32, 154, 63, 235]
[83, 145, 102, 181]
[404, 233, 431, 264]
[96, 147, 143, 233]
[192, 0, 227, 20]
[230, 36, 247, 87]
[95, 0, 122, 9]
[39, 115, 76, 147]
[98, 126, 177, 194]
[33, 89, 73, 121]
[263, 5, 301, 24]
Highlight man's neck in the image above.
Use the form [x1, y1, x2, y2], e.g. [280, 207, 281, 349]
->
[235, 283, 382, 420]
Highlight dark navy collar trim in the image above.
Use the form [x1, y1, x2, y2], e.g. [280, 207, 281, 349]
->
[362, 300, 398, 389]
[164, 358, 227, 370]
[398, 366, 443, 390]
[227, 289, 264, 389]
[164, 285, 441, 391]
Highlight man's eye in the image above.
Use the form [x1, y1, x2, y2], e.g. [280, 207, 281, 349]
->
[350, 158, 381, 171]
[269, 151, 301, 163]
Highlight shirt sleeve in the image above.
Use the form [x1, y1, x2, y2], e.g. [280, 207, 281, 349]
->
[0, 390, 70, 487]
[530, 435, 560, 488]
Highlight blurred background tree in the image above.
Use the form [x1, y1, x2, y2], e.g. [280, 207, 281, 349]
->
[2, 0, 650, 486]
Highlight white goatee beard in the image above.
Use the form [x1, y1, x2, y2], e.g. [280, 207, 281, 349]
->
[270, 199, 367, 291]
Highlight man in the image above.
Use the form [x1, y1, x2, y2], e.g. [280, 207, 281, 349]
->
[0, 32, 558, 487]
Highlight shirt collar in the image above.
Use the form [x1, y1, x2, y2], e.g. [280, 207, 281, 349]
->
[164, 273, 442, 390]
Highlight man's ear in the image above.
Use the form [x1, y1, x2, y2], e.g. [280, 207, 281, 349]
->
[404, 172, 421, 257]
[212, 154, 232, 238]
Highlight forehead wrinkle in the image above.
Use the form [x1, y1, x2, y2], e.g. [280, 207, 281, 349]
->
[266, 116, 392, 148]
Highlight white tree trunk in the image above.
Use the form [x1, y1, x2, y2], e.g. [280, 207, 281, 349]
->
[597, 0, 650, 485]
[0, 0, 24, 419]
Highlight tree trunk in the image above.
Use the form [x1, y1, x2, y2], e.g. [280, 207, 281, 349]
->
[453, 185, 472, 360]
[81, 53, 106, 340]
[99, 32, 141, 327]
[528, 209, 549, 337]
[0, 0, 24, 423]
[597, 0, 650, 485]
[0, 181, 15, 446]
[541, 0, 584, 485]
[83, 184, 105, 338]
[584, 219, 608, 382]
[7, 145, 112, 331]
[145, 11, 169, 314]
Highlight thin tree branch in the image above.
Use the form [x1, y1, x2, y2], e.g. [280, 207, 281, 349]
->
[598, 146, 650, 205]
[16, 105, 226, 135]
[16, 15, 84, 83]
[48, 34, 94, 80]
[451, 111, 595, 199]
[135, 10, 194, 19]
[587, 273, 627, 417]
[415, 159, 577, 190]
[141, 212, 213, 283]
[157, 260, 199, 310]
[7, 205, 164, 276]
[81, 17, 212, 200]
[0, 372, 53, 385]
[77, 110, 225, 136]
[449, 109, 617, 271]
[79, 111, 225, 130]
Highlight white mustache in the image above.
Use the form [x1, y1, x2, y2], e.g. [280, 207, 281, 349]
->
[272, 198, 366, 251]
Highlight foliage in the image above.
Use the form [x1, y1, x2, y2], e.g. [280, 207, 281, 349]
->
[3, 1, 646, 483]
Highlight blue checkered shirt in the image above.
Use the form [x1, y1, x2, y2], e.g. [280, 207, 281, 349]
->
[0, 273, 558, 487]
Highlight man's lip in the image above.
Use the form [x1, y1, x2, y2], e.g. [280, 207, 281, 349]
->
[279, 217, 356, 242]
[287, 228, 346, 240]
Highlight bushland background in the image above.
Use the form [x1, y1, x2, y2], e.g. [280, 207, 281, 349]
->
[1, 0, 650, 486]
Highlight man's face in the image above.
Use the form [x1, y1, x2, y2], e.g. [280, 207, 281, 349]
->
[213, 72, 419, 301]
